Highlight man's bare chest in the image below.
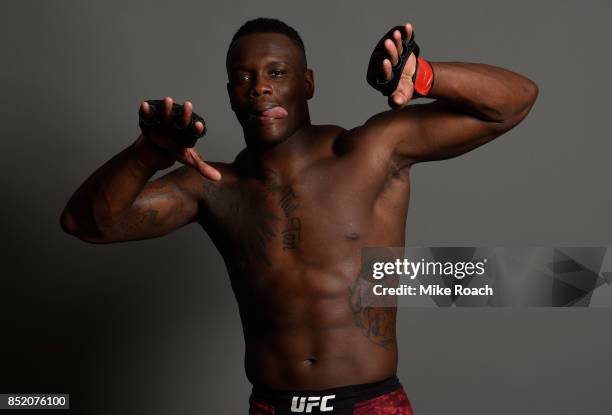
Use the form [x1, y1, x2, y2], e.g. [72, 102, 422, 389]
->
[199, 158, 410, 269]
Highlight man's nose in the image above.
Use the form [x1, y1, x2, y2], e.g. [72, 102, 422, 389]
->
[250, 75, 272, 97]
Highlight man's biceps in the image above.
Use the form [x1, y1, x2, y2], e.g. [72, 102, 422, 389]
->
[422, 119, 503, 160]
[160, 165, 209, 205]
[393, 127, 438, 161]
[118, 195, 194, 239]
[136, 178, 199, 223]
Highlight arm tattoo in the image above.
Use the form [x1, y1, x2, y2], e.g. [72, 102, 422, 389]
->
[119, 209, 160, 238]
[117, 182, 182, 238]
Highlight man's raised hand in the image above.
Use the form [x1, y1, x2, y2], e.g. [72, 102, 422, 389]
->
[380, 23, 417, 109]
[138, 97, 221, 181]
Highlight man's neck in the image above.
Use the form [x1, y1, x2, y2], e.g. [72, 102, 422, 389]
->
[240, 124, 318, 183]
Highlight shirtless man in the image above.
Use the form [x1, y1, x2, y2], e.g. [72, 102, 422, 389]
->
[60, 18, 538, 414]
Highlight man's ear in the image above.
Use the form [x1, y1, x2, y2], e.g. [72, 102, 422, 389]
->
[305, 69, 314, 100]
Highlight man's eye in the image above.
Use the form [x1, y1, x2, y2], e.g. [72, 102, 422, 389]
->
[271, 70, 285, 77]
[232, 74, 249, 83]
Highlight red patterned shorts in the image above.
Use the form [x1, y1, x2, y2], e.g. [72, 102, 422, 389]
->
[249, 376, 413, 415]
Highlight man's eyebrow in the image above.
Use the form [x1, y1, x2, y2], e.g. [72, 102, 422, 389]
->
[230, 61, 290, 72]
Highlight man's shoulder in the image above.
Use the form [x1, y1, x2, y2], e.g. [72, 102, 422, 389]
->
[322, 120, 393, 158]
[316, 123, 346, 134]
[332, 109, 423, 160]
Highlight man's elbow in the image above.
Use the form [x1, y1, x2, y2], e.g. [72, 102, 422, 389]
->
[523, 79, 539, 110]
[59, 210, 110, 244]
[497, 79, 539, 132]
[515, 79, 539, 124]
[60, 210, 80, 236]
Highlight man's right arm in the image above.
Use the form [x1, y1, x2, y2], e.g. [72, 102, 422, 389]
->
[60, 97, 221, 243]
[60, 136, 208, 243]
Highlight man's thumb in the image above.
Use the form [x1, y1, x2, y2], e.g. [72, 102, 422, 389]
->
[183, 148, 221, 181]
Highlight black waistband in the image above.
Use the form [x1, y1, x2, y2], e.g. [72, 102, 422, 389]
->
[251, 375, 401, 403]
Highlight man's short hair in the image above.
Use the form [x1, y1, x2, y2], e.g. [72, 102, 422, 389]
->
[226, 17, 307, 70]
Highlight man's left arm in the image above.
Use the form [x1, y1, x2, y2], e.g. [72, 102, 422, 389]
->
[365, 24, 539, 164]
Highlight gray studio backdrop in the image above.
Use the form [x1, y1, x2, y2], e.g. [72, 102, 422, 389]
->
[1, 0, 611, 414]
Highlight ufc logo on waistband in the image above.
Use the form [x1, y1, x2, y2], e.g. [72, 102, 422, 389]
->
[290, 394, 335, 412]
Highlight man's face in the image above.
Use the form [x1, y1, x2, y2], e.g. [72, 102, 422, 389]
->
[226, 33, 314, 146]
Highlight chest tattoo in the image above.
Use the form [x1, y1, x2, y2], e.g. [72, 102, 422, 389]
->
[263, 170, 302, 251]
[277, 186, 302, 251]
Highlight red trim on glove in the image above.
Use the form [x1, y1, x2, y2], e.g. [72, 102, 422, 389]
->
[414, 57, 434, 97]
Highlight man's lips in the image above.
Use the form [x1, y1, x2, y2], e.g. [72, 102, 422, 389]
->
[258, 106, 288, 118]
[247, 106, 289, 123]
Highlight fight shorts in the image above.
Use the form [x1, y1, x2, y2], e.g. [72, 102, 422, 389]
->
[249, 375, 413, 415]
